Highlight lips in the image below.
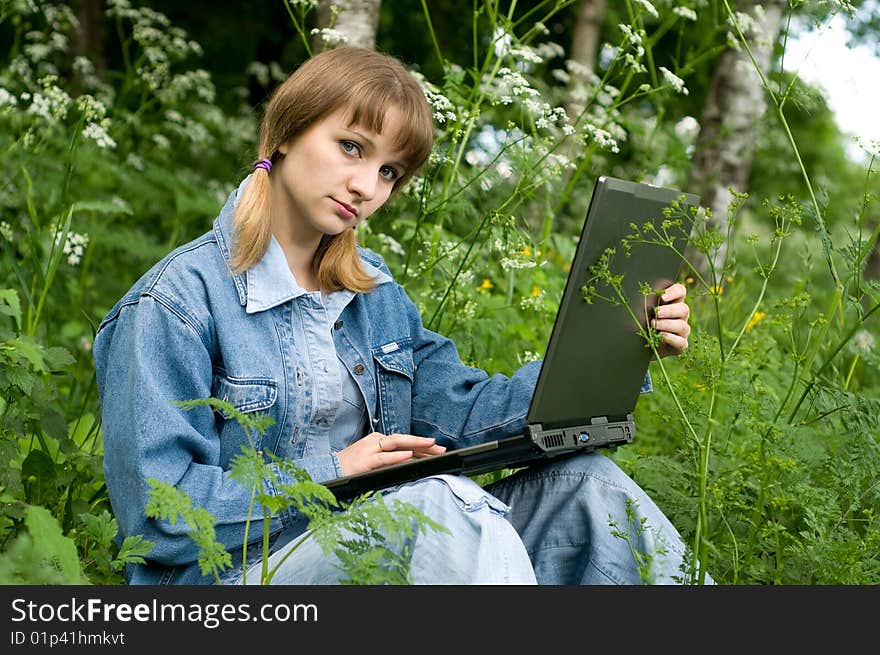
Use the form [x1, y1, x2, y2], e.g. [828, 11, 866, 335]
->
[333, 198, 358, 219]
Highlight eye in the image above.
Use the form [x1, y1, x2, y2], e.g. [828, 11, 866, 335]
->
[340, 140, 361, 157]
[379, 165, 400, 182]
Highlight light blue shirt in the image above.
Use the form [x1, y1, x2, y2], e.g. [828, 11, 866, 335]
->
[245, 233, 390, 461]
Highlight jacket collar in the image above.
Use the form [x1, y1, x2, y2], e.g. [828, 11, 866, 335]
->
[213, 175, 391, 314]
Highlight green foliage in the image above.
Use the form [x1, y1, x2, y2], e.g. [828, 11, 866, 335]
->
[0, 505, 85, 584]
[145, 397, 447, 585]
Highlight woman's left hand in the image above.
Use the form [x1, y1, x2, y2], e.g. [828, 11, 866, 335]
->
[652, 282, 691, 359]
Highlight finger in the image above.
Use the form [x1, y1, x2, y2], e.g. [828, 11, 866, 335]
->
[652, 319, 691, 338]
[411, 444, 446, 457]
[661, 283, 687, 303]
[654, 302, 690, 320]
[659, 331, 689, 354]
[377, 450, 413, 466]
[386, 434, 437, 450]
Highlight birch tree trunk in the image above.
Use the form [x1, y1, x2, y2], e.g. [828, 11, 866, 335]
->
[685, 0, 786, 282]
[565, 0, 606, 125]
[313, 0, 382, 52]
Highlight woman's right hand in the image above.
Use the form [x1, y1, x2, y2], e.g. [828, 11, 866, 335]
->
[337, 432, 446, 477]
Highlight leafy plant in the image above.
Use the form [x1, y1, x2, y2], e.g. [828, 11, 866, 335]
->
[145, 398, 447, 585]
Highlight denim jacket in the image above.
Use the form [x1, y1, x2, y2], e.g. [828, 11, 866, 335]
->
[93, 178, 545, 584]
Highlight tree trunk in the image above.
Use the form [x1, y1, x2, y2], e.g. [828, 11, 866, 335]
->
[71, 0, 106, 73]
[313, 0, 382, 52]
[685, 0, 786, 283]
[565, 0, 606, 124]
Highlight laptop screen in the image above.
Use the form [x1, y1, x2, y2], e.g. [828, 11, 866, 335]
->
[527, 176, 699, 429]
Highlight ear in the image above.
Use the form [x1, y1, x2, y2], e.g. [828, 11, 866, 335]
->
[278, 141, 289, 156]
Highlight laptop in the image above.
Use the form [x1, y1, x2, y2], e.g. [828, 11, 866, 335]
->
[324, 176, 700, 500]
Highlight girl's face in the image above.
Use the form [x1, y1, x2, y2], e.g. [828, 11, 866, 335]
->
[270, 105, 408, 246]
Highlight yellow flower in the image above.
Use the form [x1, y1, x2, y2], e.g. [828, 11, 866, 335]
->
[563, 263, 571, 272]
[478, 278, 493, 291]
[746, 310, 766, 332]
[521, 245, 532, 256]
[685, 276, 694, 284]
[709, 285, 724, 297]
[531, 286, 541, 297]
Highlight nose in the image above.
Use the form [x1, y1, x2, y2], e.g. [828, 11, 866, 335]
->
[347, 166, 378, 201]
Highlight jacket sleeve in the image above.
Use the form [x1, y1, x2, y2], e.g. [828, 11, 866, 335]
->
[397, 283, 543, 448]
[93, 292, 313, 568]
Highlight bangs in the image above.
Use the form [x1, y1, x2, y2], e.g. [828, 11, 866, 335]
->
[345, 82, 434, 177]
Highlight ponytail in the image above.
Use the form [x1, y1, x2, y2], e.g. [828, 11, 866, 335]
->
[316, 228, 377, 293]
[229, 166, 273, 274]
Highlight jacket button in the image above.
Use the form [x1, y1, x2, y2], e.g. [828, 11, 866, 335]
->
[353, 363, 365, 375]
[334, 320, 343, 330]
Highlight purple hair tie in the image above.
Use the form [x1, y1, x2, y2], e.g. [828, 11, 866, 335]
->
[253, 158, 272, 173]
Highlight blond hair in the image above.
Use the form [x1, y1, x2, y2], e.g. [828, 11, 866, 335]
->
[231, 47, 434, 292]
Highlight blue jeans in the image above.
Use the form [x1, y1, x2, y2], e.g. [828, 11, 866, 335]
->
[232, 452, 706, 585]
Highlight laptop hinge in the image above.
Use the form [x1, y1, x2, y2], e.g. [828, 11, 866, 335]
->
[526, 414, 635, 454]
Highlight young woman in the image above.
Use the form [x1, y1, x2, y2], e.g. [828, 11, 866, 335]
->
[94, 46, 703, 585]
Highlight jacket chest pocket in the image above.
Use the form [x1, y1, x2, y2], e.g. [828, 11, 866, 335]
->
[211, 373, 278, 457]
[372, 342, 413, 435]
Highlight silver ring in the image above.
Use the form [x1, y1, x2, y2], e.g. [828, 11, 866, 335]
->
[378, 437, 384, 452]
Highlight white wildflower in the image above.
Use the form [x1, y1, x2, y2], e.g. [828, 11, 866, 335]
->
[852, 329, 875, 354]
[247, 61, 270, 87]
[459, 299, 477, 321]
[730, 10, 757, 34]
[73, 56, 96, 77]
[674, 7, 698, 21]
[500, 257, 536, 271]
[633, 0, 659, 19]
[493, 27, 513, 58]
[619, 25, 645, 57]
[674, 115, 700, 140]
[0, 221, 13, 241]
[517, 350, 542, 365]
[82, 122, 116, 149]
[465, 149, 488, 166]
[310, 27, 348, 47]
[582, 123, 620, 153]
[56, 231, 89, 266]
[566, 60, 601, 85]
[26, 92, 52, 120]
[0, 88, 16, 107]
[423, 87, 456, 125]
[547, 152, 573, 171]
[76, 94, 107, 122]
[375, 233, 406, 257]
[510, 45, 543, 65]
[623, 54, 647, 74]
[659, 67, 689, 95]
[126, 152, 145, 171]
[151, 133, 171, 149]
[551, 68, 570, 84]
